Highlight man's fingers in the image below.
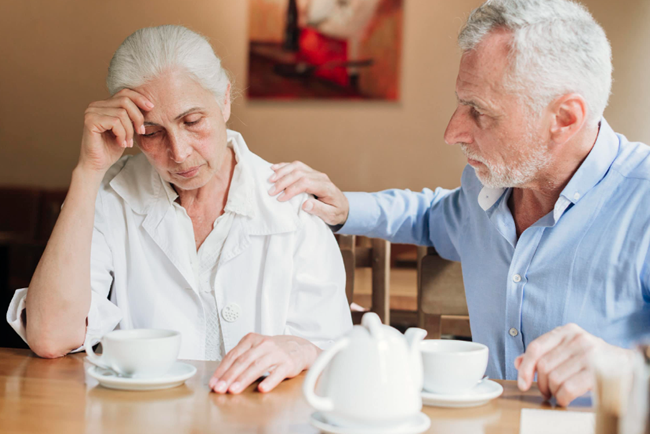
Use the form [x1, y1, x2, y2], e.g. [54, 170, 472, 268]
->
[517, 326, 577, 391]
[535, 334, 591, 399]
[546, 353, 589, 398]
[514, 355, 523, 370]
[270, 162, 289, 173]
[554, 368, 592, 407]
[269, 161, 308, 182]
[269, 170, 305, 197]
[302, 198, 339, 225]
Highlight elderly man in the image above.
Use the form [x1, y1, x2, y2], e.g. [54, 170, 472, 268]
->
[269, 0, 650, 406]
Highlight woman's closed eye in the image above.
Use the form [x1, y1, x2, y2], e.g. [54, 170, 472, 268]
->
[185, 117, 203, 126]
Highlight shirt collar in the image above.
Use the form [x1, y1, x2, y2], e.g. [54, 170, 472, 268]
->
[109, 129, 301, 236]
[558, 118, 619, 206]
[477, 118, 620, 212]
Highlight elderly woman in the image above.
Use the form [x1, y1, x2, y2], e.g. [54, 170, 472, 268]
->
[6, 25, 352, 394]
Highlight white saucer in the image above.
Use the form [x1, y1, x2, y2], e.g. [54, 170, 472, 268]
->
[421, 379, 503, 408]
[309, 411, 430, 434]
[87, 361, 197, 391]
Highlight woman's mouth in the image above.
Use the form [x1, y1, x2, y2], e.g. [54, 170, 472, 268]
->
[174, 166, 201, 178]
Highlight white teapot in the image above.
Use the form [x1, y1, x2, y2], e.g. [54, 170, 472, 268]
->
[303, 312, 427, 428]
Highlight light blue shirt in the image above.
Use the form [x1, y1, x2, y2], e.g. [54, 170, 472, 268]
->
[339, 119, 650, 380]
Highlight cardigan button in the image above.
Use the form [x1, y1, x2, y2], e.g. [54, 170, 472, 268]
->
[222, 303, 241, 323]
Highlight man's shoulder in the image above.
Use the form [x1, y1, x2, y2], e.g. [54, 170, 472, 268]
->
[612, 135, 650, 183]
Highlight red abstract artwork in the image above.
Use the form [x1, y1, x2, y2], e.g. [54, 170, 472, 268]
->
[247, 0, 404, 100]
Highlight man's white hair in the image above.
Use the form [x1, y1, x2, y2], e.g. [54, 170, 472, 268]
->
[459, 0, 612, 125]
[106, 25, 232, 109]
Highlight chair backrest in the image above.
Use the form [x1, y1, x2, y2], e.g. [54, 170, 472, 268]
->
[0, 187, 42, 238]
[417, 246, 470, 339]
[336, 234, 391, 324]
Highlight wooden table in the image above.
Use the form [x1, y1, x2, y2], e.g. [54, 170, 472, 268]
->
[0, 348, 591, 433]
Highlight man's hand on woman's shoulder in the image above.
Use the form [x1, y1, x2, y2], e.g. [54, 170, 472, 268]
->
[268, 161, 349, 227]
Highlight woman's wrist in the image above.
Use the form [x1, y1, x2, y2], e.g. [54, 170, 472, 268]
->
[72, 164, 106, 190]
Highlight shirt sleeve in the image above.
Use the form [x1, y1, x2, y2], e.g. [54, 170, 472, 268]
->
[337, 187, 462, 260]
[284, 204, 353, 350]
[5, 191, 123, 352]
[642, 247, 650, 303]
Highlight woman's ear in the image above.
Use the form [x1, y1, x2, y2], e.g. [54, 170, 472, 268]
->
[222, 83, 232, 123]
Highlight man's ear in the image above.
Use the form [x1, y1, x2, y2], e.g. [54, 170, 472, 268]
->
[548, 93, 588, 145]
[222, 83, 232, 123]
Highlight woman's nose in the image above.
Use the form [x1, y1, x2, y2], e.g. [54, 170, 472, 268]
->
[444, 107, 473, 146]
[167, 133, 192, 163]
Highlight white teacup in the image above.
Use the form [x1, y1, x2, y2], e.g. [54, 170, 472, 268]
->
[420, 339, 488, 395]
[85, 329, 181, 378]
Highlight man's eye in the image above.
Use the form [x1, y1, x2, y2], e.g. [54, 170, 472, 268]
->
[470, 107, 483, 119]
[186, 118, 202, 126]
[142, 131, 159, 137]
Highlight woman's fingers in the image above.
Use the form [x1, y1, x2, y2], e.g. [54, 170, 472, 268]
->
[209, 333, 261, 391]
[212, 343, 271, 393]
[258, 364, 292, 393]
[85, 111, 128, 147]
[227, 352, 281, 394]
[86, 107, 135, 148]
[111, 88, 155, 113]
[88, 92, 151, 140]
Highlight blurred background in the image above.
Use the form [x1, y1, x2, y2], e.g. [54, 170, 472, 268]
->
[1, 0, 649, 346]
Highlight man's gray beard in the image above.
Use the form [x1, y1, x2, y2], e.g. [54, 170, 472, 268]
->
[460, 138, 551, 189]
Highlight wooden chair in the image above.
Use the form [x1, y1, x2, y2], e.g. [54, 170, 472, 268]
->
[336, 234, 390, 325]
[417, 246, 471, 339]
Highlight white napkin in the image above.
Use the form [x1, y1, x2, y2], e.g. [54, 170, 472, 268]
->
[520, 409, 595, 434]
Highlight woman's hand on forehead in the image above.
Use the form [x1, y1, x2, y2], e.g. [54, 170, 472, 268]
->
[79, 89, 155, 175]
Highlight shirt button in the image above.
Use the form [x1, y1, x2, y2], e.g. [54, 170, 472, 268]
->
[222, 303, 241, 323]
[512, 274, 522, 283]
[573, 192, 581, 200]
[509, 328, 519, 337]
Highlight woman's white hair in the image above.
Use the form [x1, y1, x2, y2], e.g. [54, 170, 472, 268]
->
[459, 0, 612, 126]
[107, 25, 232, 109]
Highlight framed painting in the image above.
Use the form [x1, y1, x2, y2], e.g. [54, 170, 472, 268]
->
[247, 0, 404, 100]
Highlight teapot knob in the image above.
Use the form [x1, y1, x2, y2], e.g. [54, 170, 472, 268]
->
[361, 312, 385, 339]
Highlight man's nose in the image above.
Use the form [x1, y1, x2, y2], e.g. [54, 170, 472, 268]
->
[444, 107, 473, 146]
[167, 133, 192, 163]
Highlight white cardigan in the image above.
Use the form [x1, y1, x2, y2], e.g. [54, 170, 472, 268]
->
[7, 130, 353, 360]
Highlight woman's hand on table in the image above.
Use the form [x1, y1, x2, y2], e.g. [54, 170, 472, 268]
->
[79, 89, 154, 175]
[515, 323, 632, 406]
[209, 334, 321, 394]
[268, 161, 349, 227]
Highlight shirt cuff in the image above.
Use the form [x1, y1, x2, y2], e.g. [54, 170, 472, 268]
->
[337, 192, 381, 235]
[6, 287, 29, 346]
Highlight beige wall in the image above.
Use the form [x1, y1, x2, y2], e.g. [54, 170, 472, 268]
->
[0, 0, 648, 191]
